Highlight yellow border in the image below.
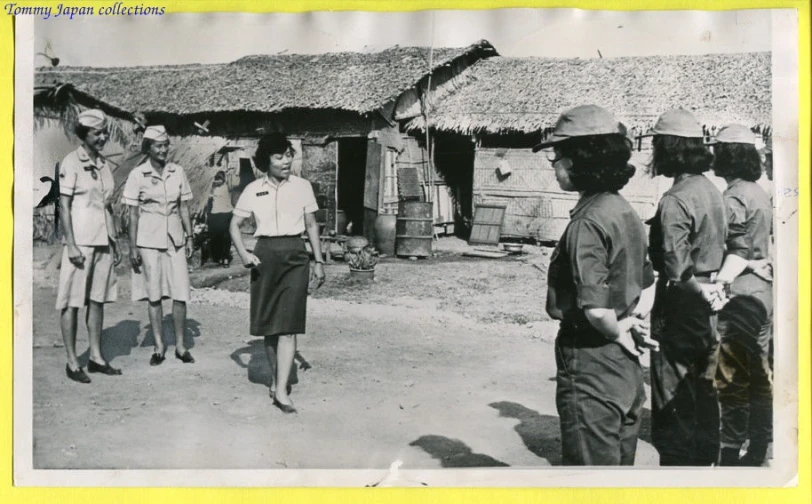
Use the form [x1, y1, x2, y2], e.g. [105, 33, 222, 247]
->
[2, 0, 809, 502]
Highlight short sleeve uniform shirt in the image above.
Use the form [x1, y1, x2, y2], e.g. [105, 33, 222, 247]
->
[122, 161, 193, 249]
[233, 175, 318, 237]
[648, 174, 727, 281]
[547, 192, 655, 323]
[58, 146, 114, 247]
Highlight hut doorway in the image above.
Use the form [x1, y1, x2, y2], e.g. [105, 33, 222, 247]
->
[433, 133, 475, 238]
[337, 138, 367, 235]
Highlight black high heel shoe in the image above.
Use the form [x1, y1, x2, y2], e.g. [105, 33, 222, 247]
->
[175, 350, 195, 364]
[87, 360, 122, 375]
[66, 364, 91, 384]
[272, 397, 297, 414]
[149, 353, 166, 366]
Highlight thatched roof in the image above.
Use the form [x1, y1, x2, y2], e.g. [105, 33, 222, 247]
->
[35, 41, 497, 117]
[408, 53, 771, 134]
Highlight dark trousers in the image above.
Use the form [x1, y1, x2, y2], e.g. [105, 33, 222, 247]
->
[555, 324, 646, 466]
[650, 283, 720, 466]
[716, 274, 773, 450]
[208, 212, 232, 262]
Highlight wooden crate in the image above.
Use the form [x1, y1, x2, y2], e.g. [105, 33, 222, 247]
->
[468, 204, 507, 245]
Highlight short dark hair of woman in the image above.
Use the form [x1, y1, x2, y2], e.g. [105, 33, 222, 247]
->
[74, 123, 92, 141]
[254, 133, 294, 173]
[555, 134, 636, 193]
[140, 137, 170, 154]
[711, 143, 763, 182]
[649, 135, 713, 177]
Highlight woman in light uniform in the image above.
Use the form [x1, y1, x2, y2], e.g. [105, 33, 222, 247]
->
[56, 109, 123, 383]
[229, 133, 326, 414]
[123, 125, 196, 366]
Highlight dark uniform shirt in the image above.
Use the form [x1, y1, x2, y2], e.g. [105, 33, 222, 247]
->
[648, 174, 727, 281]
[547, 192, 655, 323]
[723, 179, 772, 262]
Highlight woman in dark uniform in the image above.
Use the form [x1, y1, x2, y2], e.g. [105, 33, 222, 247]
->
[643, 109, 728, 466]
[229, 133, 326, 413]
[535, 105, 658, 465]
[709, 124, 774, 466]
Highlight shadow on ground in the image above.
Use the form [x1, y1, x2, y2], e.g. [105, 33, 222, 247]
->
[409, 435, 509, 468]
[229, 339, 304, 390]
[78, 319, 141, 365]
[489, 400, 562, 465]
[140, 316, 202, 350]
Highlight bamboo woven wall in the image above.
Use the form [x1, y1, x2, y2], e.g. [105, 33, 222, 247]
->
[473, 148, 662, 241]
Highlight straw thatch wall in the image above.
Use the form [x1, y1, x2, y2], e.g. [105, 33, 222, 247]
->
[408, 52, 771, 134]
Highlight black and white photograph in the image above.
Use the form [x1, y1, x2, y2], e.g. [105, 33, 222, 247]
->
[13, 7, 799, 487]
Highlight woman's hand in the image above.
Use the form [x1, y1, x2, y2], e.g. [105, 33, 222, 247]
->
[185, 236, 194, 259]
[109, 237, 122, 266]
[241, 252, 261, 269]
[699, 282, 727, 312]
[748, 258, 773, 282]
[615, 317, 659, 357]
[313, 262, 326, 288]
[67, 245, 85, 268]
[129, 247, 142, 273]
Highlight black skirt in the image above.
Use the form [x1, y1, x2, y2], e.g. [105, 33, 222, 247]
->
[250, 236, 310, 336]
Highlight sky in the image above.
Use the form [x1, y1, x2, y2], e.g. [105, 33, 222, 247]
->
[33, 8, 774, 67]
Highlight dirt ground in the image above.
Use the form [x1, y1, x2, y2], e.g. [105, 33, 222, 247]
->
[29, 237, 658, 471]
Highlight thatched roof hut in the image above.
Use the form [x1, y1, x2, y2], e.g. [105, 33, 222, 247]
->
[35, 40, 498, 136]
[33, 41, 500, 241]
[409, 52, 772, 243]
[408, 52, 771, 135]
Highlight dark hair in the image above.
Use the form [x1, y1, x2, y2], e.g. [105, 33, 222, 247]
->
[214, 170, 226, 180]
[75, 123, 109, 141]
[711, 143, 763, 182]
[254, 133, 294, 173]
[141, 137, 170, 154]
[74, 123, 91, 140]
[649, 135, 713, 177]
[555, 134, 635, 193]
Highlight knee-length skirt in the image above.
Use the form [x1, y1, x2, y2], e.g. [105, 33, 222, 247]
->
[55, 245, 117, 309]
[250, 236, 310, 336]
[131, 245, 191, 303]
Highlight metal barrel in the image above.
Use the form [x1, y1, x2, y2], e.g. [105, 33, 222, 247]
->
[396, 201, 433, 257]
